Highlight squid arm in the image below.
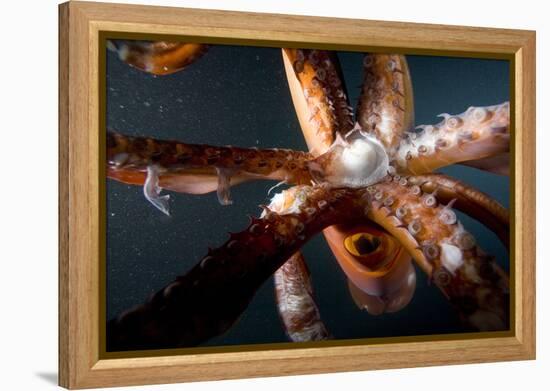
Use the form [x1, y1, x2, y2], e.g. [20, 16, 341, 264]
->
[460, 152, 509, 176]
[406, 174, 509, 248]
[268, 183, 330, 341]
[107, 40, 208, 75]
[393, 102, 510, 175]
[364, 178, 509, 331]
[107, 130, 314, 208]
[274, 252, 330, 342]
[356, 54, 415, 153]
[282, 48, 354, 155]
[107, 185, 359, 351]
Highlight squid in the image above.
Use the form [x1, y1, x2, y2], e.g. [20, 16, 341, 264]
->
[106, 41, 510, 350]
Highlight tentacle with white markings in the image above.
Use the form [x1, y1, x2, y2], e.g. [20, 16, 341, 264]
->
[393, 102, 510, 175]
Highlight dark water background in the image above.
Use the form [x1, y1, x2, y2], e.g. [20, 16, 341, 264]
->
[106, 43, 509, 349]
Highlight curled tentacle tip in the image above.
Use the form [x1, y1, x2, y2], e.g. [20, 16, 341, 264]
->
[383, 196, 395, 207]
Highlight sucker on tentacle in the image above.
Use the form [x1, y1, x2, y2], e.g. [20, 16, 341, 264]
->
[394, 102, 510, 175]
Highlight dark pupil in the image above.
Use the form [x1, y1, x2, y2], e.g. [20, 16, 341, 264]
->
[354, 236, 381, 255]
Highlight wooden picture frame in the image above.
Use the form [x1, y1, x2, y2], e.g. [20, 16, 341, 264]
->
[59, 1, 536, 389]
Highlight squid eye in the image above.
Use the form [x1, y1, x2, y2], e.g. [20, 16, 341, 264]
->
[344, 233, 381, 257]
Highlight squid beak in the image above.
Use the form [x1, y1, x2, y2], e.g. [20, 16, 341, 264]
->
[323, 224, 416, 315]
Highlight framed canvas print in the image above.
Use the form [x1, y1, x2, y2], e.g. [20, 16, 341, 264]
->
[59, 1, 536, 389]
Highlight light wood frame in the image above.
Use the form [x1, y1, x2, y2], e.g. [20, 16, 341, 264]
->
[59, 1, 536, 389]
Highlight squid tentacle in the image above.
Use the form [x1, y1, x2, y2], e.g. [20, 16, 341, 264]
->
[356, 54, 415, 153]
[394, 102, 510, 175]
[107, 130, 314, 206]
[107, 40, 208, 75]
[460, 152, 509, 176]
[274, 252, 330, 342]
[406, 174, 509, 248]
[282, 48, 354, 155]
[268, 186, 331, 342]
[364, 178, 509, 331]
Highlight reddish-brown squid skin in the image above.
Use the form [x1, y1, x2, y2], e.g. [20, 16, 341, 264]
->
[106, 130, 314, 193]
[356, 54, 415, 152]
[107, 181, 509, 350]
[393, 102, 510, 175]
[406, 174, 509, 247]
[364, 178, 509, 331]
[108, 41, 208, 75]
[282, 48, 354, 154]
[273, 252, 329, 342]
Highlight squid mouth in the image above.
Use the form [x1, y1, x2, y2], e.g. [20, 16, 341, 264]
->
[323, 222, 416, 314]
[344, 232, 386, 269]
[336, 222, 404, 273]
[346, 232, 381, 255]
